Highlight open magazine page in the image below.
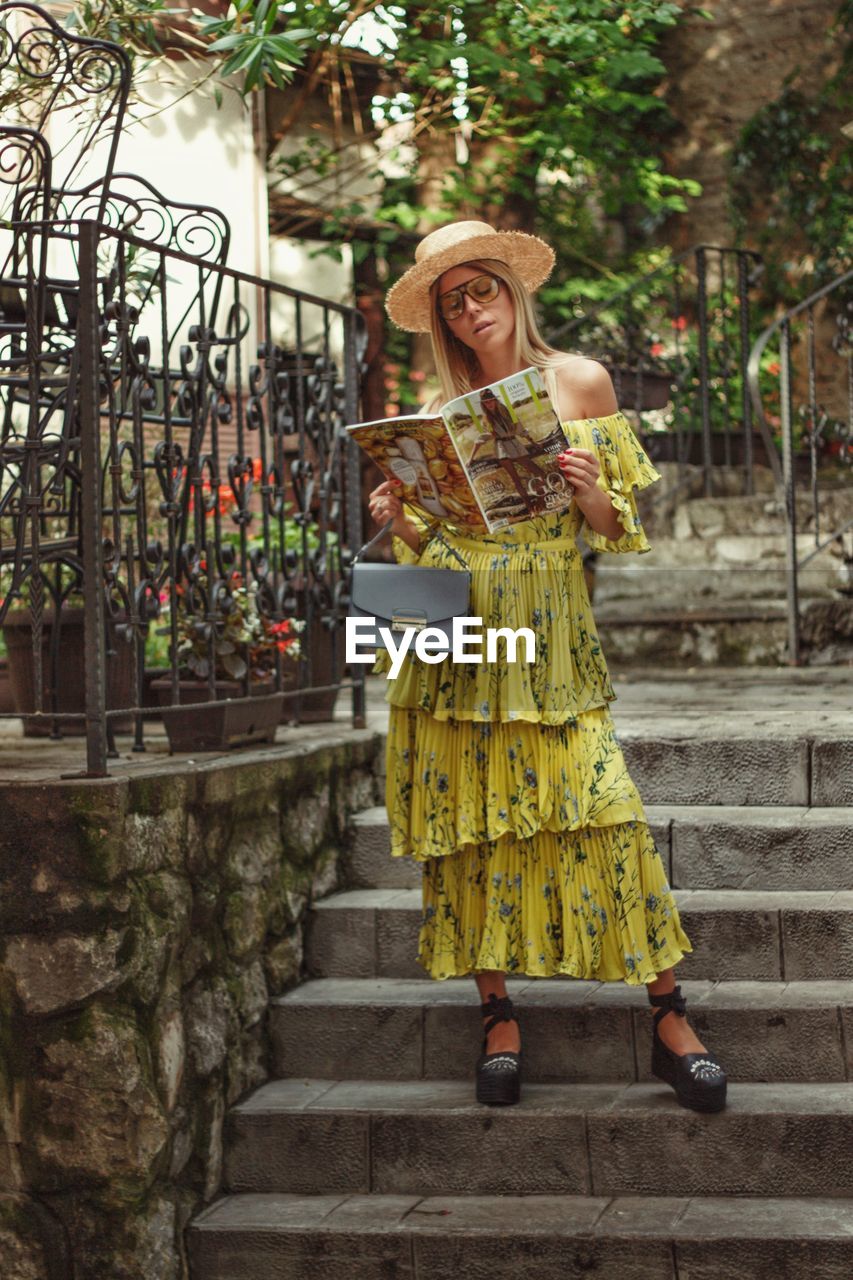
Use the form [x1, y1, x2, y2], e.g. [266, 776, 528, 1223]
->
[347, 415, 489, 531]
[441, 367, 573, 531]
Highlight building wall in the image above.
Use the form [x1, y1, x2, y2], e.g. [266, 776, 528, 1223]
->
[659, 0, 842, 250]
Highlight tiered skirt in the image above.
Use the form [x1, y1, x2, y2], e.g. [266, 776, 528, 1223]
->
[386, 704, 693, 984]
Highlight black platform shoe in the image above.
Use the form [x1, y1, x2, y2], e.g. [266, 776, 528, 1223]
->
[648, 984, 727, 1113]
[475, 992, 521, 1106]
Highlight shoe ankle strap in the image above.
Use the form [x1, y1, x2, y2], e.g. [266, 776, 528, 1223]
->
[480, 992, 516, 1036]
[647, 983, 687, 1027]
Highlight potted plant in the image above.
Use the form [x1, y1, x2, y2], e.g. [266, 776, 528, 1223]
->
[150, 569, 301, 752]
[216, 471, 346, 723]
[0, 574, 135, 736]
[247, 508, 346, 724]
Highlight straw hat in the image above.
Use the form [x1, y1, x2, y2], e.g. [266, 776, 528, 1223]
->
[385, 220, 556, 333]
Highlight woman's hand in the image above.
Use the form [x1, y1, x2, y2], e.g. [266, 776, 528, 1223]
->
[556, 447, 600, 500]
[368, 477, 404, 525]
[367, 478, 421, 552]
[557, 447, 623, 541]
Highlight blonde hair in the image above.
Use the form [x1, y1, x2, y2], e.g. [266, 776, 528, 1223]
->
[424, 258, 570, 411]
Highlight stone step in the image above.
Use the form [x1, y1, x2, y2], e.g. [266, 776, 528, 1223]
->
[615, 732, 847, 806]
[348, 807, 419, 889]
[675, 489, 853, 541]
[270, 977, 853, 1085]
[189, 1191, 853, 1279]
[595, 607, 791, 667]
[347, 805, 853, 892]
[591, 535, 842, 603]
[304, 888, 853, 983]
[221, 1079, 853, 1198]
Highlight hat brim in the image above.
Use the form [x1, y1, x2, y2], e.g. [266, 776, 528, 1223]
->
[385, 231, 556, 333]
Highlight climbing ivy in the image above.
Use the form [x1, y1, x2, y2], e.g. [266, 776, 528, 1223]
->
[728, 0, 852, 302]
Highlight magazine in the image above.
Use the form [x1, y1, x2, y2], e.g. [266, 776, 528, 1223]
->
[347, 366, 574, 534]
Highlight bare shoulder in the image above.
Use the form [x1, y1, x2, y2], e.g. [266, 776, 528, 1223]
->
[554, 355, 618, 419]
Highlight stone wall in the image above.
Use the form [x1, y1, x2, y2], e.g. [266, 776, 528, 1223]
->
[659, 0, 842, 250]
[0, 733, 383, 1279]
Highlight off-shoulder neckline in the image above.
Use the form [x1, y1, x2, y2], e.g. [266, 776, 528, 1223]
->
[559, 410, 626, 426]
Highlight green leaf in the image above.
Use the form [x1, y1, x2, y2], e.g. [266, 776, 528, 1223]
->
[207, 33, 246, 52]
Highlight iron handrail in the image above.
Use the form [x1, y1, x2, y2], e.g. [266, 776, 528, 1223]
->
[746, 265, 853, 662]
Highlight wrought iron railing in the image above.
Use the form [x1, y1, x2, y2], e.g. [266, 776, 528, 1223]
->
[747, 267, 853, 663]
[0, 217, 366, 774]
[546, 245, 766, 502]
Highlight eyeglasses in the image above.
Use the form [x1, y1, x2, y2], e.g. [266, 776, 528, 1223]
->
[437, 273, 501, 321]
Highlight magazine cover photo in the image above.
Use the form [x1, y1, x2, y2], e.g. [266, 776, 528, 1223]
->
[446, 367, 573, 527]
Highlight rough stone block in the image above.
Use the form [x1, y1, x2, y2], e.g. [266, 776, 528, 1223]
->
[3, 929, 125, 1015]
[0, 1192, 70, 1279]
[370, 1107, 590, 1195]
[184, 977, 235, 1078]
[376, 904, 424, 980]
[41, 1189, 180, 1280]
[412, 1232, 674, 1279]
[223, 884, 271, 961]
[621, 737, 808, 806]
[190, 1194, 416, 1280]
[304, 903, 377, 979]
[264, 932, 303, 994]
[31, 1005, 169, 1194]
[0, 780, 129, 893]
[670, 806, 853, 891]
[348, 808, 420, 890]
[588, 1083, 853, 1197]
[812, 739, 853, 805]
[222, 813, 282, 888]
[271, 1002, 423, 1079]
[781, 895, 853, 980]
[123, 807, 187, 875]
[674, 1196, 853, 1279]
[224, 1110, 369, 1194]
[280, 791, 333, 867]
[153, 1006, 186, 1113]
[676, 893, 782, 979]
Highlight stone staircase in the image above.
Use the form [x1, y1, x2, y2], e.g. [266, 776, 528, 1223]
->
[189, 711, 853, 1278]
[593, 477, 853, 666]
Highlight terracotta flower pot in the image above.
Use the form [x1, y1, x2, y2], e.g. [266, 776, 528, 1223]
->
[0, 658, 14, 715]
[150, 676, 283, 752]
[1, 607, 135, 736]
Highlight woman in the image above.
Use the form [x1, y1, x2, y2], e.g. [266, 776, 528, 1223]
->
[368, 220, 727, 1113]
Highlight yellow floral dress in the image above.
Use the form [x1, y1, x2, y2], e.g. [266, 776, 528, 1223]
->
[376, 411, 693, 984]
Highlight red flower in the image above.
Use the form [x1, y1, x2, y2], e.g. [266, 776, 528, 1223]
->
[252, 457, 263, 482]
[650, 342, 665, 358]
[766, 361, 781, 375]
[671, 315, 688, 331]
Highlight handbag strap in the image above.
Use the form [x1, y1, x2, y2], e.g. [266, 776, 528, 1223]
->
[351, 502, 469, 571]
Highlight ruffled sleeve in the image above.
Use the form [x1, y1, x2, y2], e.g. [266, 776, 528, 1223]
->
[570, 411, 661, 555]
